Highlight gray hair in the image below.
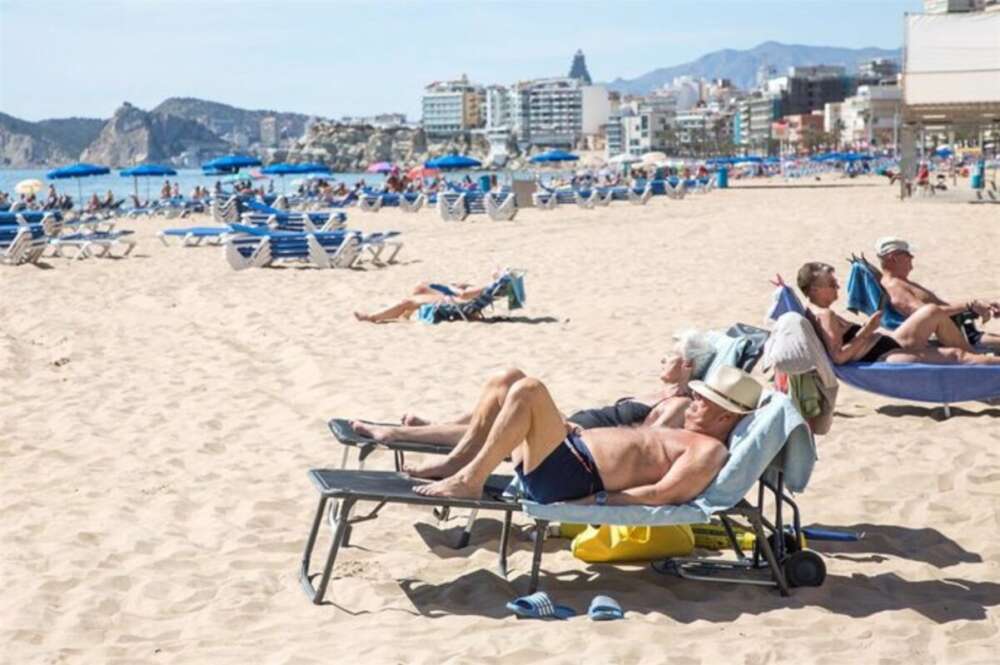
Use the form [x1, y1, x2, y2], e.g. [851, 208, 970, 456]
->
[673, 329, 717, 379]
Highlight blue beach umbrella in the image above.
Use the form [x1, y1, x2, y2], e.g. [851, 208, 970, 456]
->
[530, 149, 579, 164]
[47, 162, 111, 206]
[424, 154, 481, 170]
[261, 162, 305, 175]
[120, 163, 177, 201]
[296, 162, 331, 175]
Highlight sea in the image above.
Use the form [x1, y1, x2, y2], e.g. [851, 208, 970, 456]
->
[0, 168, 387, 202]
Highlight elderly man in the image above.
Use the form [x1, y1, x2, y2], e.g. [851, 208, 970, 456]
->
[414, 366, 762, 506]
[876, 237, 1000, 348]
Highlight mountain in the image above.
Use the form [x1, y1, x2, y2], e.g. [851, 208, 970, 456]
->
[80, 102, 228, 166]
[152, 97, 312, 144]
[0, 113, 103, 167]
[606, 41, 900, 94]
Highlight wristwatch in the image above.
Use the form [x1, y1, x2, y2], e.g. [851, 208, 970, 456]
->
[595, 491, 608, 506]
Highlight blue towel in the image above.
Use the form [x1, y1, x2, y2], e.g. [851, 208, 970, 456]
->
[521, 392, 815, 525]
[768, 285, 807, 321]
[508, 274, 526, 310]
[835, 363, 1000, 403]
[845, 262, 907, 329]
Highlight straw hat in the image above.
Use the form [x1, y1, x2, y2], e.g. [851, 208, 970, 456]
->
[688, 366, 763, 415]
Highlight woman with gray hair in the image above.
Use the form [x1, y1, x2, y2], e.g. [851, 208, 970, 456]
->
[349, 338, 717, 478]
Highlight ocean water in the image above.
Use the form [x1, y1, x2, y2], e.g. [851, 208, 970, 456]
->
[0, 168, 385, 202]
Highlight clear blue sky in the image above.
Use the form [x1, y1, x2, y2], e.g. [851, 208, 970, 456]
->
[0, 0, 923, 122]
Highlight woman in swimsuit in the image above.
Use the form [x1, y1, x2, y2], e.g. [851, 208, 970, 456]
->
[797, 262, 1000, 365]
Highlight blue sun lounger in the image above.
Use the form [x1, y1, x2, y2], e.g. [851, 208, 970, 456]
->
[299, 391, 822, 605]
[225, 223, 363, 270]
[416, 270, 525, 323]
[768, 285, 1000, 414]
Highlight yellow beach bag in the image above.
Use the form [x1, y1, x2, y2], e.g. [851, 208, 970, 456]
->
[571, 524, 695, 563]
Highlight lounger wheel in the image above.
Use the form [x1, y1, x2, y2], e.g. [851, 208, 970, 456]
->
[783, 550, 826, 588]
[768, 531, 802, 557]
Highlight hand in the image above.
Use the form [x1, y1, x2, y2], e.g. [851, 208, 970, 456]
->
[860, 311, 883, 337]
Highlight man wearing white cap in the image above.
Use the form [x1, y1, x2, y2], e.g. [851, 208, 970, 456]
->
[876, 237, 1000, 348]
[414, 366, 762, 506]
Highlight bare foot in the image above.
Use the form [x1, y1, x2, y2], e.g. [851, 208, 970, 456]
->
[403, 457, 464, 480]
[413, 475, 481, 499]
[401, 413, 430, 426]
[354, 311, 371, 322]
[350, 420, 397, 443]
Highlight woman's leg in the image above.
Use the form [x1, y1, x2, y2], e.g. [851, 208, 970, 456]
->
[404, 368, 526, 478]
[891, 304, 973, 352]
[354, 294, 441, 323]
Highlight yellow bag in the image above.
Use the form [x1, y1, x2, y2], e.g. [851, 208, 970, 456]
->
[571, 524, 695, 563]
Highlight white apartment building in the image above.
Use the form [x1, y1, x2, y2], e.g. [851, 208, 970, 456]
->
[484, 85, 514, 131]
[512, 77, 610, 147]
[421, 75, 483, 137]
[621, 110, 672, 155]
[830, 85, 902, 149]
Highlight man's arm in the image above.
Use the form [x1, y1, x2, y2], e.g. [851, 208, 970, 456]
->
[583, 439, 729, 506]
[883, 278, 963, 316]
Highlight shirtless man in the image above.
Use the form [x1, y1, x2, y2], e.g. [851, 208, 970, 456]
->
[413, 366, 762, 505]
[351, 346, 713, 478]
[876, 237, 1000, 348]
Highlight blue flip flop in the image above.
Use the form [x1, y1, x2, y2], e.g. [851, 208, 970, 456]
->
[588, 595, 624, 621]
[506, 591, 576, 620]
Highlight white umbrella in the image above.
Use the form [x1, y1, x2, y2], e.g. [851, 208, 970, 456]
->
[608, 153, 640, 165]
[640, 151, 668, 165]
[15, 179, 45, 196]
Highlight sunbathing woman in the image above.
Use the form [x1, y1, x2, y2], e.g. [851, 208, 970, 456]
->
[797, 262, 1000, 365]
[353, 277, 493, 323]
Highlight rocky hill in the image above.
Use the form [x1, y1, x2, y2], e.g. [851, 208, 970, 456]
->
[80, 102, 228, 166]
[153, 97, 311, 144]
[0, 113, 103, 167]
[279, 121, 494, 172]
[607, 41, 900, 94]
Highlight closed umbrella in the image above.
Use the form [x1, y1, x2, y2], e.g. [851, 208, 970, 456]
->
[120, 163, 177, 201]
[46, 162, 111, 207]
[15, 179, 45, 196]
[424, 154, 481, 170]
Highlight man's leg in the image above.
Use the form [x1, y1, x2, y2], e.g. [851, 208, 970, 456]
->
[415, 377, 568, 499]
[403, 368, 525, 479]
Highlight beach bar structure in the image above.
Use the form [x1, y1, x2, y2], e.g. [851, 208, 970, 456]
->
[899, 8, 1000, 192]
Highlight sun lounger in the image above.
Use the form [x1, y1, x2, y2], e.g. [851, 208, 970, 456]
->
[768, 284, 1000, 415]
[158, 226, 233, 246]
[300, 392, 821, 605]
[1, 212, 64, 264]
[0, 226, 37, 265]
[49, 230, 137, 260]
[484, 191, 518, 221]
[224, 224, 362, 270]
[417, 270, 525, 323]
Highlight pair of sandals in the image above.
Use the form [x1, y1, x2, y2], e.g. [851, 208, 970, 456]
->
[506, 591, 623, 621]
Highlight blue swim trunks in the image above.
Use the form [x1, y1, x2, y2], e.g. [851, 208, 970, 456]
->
[515, 429, 605, 504]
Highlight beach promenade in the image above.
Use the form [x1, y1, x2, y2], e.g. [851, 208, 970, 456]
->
[3, 177, 999, 664]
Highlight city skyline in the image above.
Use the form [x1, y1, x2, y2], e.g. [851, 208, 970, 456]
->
[1, 0, 922, 122]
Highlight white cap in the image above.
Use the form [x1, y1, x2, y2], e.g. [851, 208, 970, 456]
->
[875, 236, 915, 258]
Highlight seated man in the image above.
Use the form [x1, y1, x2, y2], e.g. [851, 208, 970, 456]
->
[876, 237, 999, 348]
[414, 366, 762, 505]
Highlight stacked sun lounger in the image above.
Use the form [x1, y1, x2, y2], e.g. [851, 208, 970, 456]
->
[357, 192, 426, 213]
[1, 210, 136, 262]
[437, 190, 518, 221]
[223, 223, 402, 270]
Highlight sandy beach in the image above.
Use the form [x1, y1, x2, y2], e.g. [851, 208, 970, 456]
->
[3, 177, 999, 664]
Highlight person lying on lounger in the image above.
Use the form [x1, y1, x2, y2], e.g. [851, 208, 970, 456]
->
[411, 365, 762, 504]
[797, 262, 1000, 366]
[353, 275, 498, 323]
[875, 237, 1000, 348]
[352, 337, 716, 478]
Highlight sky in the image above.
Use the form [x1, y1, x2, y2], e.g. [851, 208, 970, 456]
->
[0, 0, 923, 122]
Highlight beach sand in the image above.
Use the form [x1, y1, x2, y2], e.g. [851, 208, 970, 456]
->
[3, 176, 999, 664]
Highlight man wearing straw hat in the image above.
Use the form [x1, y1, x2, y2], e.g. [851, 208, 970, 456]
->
[414, 366, 762, 506]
